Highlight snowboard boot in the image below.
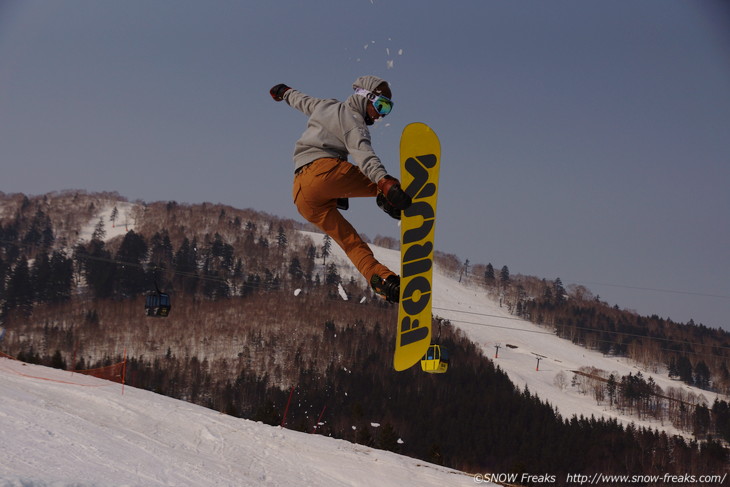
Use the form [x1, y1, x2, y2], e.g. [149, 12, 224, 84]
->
[370, 274, 400, 303]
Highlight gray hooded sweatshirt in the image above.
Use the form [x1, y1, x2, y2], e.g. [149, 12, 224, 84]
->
[283, 75, 389, 184]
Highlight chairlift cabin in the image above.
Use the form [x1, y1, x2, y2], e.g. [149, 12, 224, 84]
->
[145, 292, 171, 317]
[420, 344, 449, 374]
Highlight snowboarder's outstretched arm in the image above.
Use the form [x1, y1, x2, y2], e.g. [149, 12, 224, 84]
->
[270, 83, 329, 118]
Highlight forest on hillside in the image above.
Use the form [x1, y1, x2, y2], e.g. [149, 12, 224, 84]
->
[1, 191, 729, 481]
[452, 262, 730, 396]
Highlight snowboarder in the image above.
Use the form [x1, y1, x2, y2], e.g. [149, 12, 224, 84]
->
[270, 75, 410, 303]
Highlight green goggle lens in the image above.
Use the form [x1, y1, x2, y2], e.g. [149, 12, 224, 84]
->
[371, 95, 393, 116]
[355, 88, 394, 116]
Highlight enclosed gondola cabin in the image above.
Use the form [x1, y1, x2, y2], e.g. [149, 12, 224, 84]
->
[145, 292, 171, 317]
[420, 344, 449, 374]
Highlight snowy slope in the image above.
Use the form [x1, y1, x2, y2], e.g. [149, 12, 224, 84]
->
[302, 231, 721, 436]
[78, 201, 138, 243]
[0, 358, 484, 487]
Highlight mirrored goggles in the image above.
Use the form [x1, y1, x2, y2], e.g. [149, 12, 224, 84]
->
[355, 88, 394, 116]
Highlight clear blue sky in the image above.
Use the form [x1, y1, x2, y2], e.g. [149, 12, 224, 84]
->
[1, 1, 728, 330]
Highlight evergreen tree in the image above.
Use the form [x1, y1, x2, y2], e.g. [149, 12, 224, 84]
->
[48, 251, 73, 303]
[92, 218, 106, 241]
[712, 399, 730, 443]
[676, 356, 694, 385]
[484, 263, 495, 286]
[553, 277, 566, 304]
[305, 245, 317, 281]
[694, 361, 711, 389]
[110, 206, 118, 227]
[321, 235, 332, 266]
[542, 280, 554, 304]
[31, 252, 52, 302]
[607, 374, 618, 406]
[693, 404, 711, 437]
[276, 226, 287, 253]
[325, 262, 340, 285]
[202, 256, 230, 299]
[83, 239, 116, 298]
[149, 232, 174, 267]
[50, 349, 67, 370]
[668, 356, 679, 378]
[22, 209, 54, 252]
[115, 231, 148, 297]
[174, 237, 200, 295]
[5, 256, 33, 314]
[288, 257, 304, 282]
[210, 233, 234, 271]
[500, 265, 510, 287]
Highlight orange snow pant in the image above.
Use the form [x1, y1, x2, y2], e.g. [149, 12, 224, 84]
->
[292, 157, 396, 285]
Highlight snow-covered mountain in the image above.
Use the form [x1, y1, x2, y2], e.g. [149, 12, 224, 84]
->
[0, 358, 485, 487]
[1, 210, 725, 486]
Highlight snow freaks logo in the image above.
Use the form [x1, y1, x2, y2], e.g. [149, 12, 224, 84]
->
[474, 473, 556, 484]
[399, 153, 438, 348]
[474, 472, 728, 485]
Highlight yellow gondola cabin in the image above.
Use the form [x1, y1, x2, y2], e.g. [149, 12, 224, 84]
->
[420, 344, 449, 374]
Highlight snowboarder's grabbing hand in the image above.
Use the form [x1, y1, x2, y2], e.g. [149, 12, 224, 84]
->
[269, 83, 291, 102]
[270, 75, 407, 303]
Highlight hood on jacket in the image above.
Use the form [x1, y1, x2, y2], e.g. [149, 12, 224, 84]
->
[347, 75, 389, 122]
[352, 75, 388, 93]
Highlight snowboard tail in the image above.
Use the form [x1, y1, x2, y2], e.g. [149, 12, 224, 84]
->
[394, 123, 440, 371]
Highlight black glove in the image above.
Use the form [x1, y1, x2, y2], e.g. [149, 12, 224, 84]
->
[270, 83, 291, 101]
[377, 194, 401, 220]
[377, 176, 411, 210]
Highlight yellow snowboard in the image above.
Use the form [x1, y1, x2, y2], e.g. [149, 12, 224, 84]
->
[394, 123, 441, 371]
